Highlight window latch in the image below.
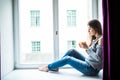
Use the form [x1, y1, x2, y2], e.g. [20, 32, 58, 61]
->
[56, 31, 58, 35]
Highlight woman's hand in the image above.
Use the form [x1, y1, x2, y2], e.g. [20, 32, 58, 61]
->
[98, 37, 102, 45]
[88, 35, 93, 47]
[79, 41, 89, 50]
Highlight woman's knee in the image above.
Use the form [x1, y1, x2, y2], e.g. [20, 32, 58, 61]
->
[69, 49, 75, 52]
[63, 49, 77, 57]
[68, 49, 76, 54]
[69, 49, 78, 54]
[63, 56, 71, 59]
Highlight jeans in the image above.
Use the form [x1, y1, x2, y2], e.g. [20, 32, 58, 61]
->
[48, 49, 99, 76]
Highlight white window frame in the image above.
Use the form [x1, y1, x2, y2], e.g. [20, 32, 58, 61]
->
[13, 0, 101, 69]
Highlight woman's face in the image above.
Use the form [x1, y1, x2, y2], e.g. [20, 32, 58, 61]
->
[88, 26, 96, 36]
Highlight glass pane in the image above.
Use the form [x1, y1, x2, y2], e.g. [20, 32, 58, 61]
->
[58, 0, 92, 58]
[19, 0, 54, 64]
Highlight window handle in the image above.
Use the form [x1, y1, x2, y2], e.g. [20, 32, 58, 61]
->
[56, 31, 58, 35]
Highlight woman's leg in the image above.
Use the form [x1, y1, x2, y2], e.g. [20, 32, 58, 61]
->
[48, 56, 98, 76]
[39, 49, 85, 72]
[62, 49, 85, 61]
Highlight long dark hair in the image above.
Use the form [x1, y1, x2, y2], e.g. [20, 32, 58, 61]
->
[88, 19, 102, 39]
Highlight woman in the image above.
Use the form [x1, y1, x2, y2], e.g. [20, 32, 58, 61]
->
[38, 19, 103, 76]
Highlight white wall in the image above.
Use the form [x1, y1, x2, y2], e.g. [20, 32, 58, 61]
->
[0, 0, 14, 78]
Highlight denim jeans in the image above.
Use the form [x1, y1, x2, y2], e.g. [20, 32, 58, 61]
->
[48, 49, 99, 76]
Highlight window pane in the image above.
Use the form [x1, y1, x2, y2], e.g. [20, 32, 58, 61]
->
[67, 40, 76, 49]
[31, 10, 40, 27]
[67, 10, 76, 26]
[32, 41, 40, 52]
[19, 0, 54, 64]
[58, 0, 92, 58]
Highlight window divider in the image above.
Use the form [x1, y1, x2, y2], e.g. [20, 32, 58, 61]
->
[53, 0, 59, 61]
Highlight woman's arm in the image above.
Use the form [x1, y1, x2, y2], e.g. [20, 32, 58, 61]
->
[88, 35, 93, 47]
[86, 37, 103, 61]
[86, 45, 102, 61]
[78, 35, 94, 49]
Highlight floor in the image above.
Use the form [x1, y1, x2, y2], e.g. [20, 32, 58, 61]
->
[2, 68, 103, 80]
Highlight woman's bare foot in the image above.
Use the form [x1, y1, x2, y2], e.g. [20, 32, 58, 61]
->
[38, 65, 59, 72]
[38, 65, 49, 72]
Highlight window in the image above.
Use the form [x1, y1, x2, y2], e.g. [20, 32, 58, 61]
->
[31, 10, 40, 27]
[67, 40, 76, 49]
[32, 41, 40, 52]
[16, 0, 54, 67]
[67, 10, 76, 26]
[14, 0, 101, 68]
[58, 0, 93, 58]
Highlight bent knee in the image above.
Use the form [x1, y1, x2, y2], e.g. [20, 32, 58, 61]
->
[64, 56, 71, 59]
[69, 49, 75, 52]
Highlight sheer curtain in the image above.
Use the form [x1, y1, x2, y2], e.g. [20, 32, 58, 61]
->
[102, 0, 111, 80]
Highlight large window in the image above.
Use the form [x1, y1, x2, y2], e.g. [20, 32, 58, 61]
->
[16, 0, 54, 67]
[58, 0, 93, 58]
[14, 0, 102, 68]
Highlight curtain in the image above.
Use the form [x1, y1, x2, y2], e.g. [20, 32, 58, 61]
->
[102, 0, 119, 80]
[102, 0, 111, 80]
